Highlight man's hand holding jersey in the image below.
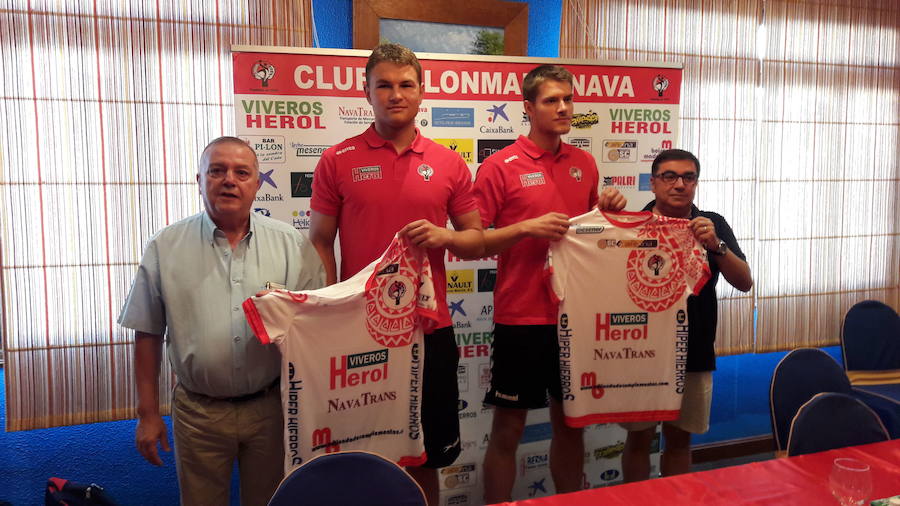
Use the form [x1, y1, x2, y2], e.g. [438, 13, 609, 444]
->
[689, 216, 719, 251]
[401, 210, 485, 259]
[597, 187, 627, 212]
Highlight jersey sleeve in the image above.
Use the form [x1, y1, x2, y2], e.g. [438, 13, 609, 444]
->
[546, 237, 568, 303]
[473, 158, 505, 228]
[243, 291, 301, 345]
[448, 155, 478, 219]
[310, 148, 341, 217]
[681, 230, 711, 296]
[416, 249, 441, 332]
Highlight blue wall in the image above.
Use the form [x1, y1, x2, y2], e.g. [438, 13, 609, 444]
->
[0, 369, 245, 505]
[0, 369, 175, 505]
[696, 346, 843, 445]
[310, 0, 561, 56]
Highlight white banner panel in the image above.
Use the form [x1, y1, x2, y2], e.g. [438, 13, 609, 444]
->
[233, 46, 681, 505]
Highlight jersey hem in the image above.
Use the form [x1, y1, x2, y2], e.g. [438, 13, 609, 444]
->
[309, 200, 338, 217]
[397, 452, 428, 468]
[417, 306, 442, 333]
[450, 204, 480, 219]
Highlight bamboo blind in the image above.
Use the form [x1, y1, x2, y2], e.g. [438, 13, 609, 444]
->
[561, 0, 900, 354]
[0, 0, 314, 431]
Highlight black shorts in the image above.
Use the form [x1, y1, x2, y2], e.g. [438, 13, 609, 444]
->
[420, 326, 462, 468]
[483, 324, 562, 410]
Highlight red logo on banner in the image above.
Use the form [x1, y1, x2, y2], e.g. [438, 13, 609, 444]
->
[251, 60, 276, 87]
[652, 75, 670, 97]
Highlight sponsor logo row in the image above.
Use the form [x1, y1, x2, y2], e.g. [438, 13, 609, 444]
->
[239, 97, 675, 134]
[246, 134, 672, 169]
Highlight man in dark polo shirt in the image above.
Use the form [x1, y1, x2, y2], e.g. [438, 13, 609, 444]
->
[620, 148, 753, 482]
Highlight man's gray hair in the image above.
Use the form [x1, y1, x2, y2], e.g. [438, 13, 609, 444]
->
[199, 136, 259, 172]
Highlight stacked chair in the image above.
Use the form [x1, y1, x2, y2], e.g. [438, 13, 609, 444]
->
[840, 300, 900, 437]
[770, 348, 891, 456]
[771, 300, 900, 458]
[770, 348, 856, 455]
[785, 391, 889, 456]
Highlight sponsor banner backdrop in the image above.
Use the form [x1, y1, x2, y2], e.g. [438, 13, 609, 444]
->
[234, 47, 680, 505]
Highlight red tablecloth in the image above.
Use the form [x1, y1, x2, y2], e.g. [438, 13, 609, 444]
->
[502, 440, 900, 505]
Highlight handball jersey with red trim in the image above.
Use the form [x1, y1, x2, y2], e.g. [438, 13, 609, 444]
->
[243, 235, 437, 472]
[548, 210, 710, 427]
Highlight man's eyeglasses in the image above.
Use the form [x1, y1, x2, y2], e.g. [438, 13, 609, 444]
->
[654, 171, 699, 185]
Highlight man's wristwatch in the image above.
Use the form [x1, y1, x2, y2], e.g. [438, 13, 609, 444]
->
[710, 240, 728, 256]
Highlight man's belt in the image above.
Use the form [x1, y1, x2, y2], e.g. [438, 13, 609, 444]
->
[204, 378, 279, 403]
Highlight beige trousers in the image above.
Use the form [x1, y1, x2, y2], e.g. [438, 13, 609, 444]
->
[618, 371, 714, 434]
[172, 383, 284, 506]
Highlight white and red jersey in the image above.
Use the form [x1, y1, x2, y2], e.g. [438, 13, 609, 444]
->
[243, 235, 438, 473]
[548, 210, 710, 427]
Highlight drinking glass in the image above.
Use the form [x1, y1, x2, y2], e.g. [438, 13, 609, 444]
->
[829, 457, 873, 506]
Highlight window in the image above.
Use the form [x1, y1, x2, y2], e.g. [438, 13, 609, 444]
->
[0, 1, 313, 431]
[561, 0, 900, 353]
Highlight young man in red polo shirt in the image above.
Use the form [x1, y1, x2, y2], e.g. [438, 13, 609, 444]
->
[309, 43, 484, 505]
[474, 64, 626, 502]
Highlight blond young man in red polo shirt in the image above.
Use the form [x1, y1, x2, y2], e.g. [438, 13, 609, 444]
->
[474, 65, 626, 503]
[309, 43, 484, 505]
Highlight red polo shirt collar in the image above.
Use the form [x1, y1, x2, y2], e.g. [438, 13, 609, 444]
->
[361, 124, 427, 154]
[516, 134, 573, 162]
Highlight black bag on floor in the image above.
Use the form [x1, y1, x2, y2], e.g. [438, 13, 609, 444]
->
[45, 477, 118, 506]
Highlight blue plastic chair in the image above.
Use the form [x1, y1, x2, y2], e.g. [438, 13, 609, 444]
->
[268, 451, 426, 506]
[786, 392, 889, 456]
[841, 300, 900, 372]
[770, 348, 853, 453]
[841, 300, 900, 437]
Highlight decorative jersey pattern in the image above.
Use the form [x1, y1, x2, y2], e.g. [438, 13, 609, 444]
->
[243, 235, 438, 473]
[548, 210, 710, 427]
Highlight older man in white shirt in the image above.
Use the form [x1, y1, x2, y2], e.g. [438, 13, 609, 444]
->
[119, 136, 322, 506]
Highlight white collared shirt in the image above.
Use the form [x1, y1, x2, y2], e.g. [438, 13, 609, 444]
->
[119, 211, 324, 397]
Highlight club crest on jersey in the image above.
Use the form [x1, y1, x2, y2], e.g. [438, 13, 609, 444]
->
[417, 163, 434, 182]
[519, 172, 546, 187]
[365, 248, 421, 347]
[625, 242, 684, 312]
[352, 165, 382, 182]
[569, 167, 583, 182]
